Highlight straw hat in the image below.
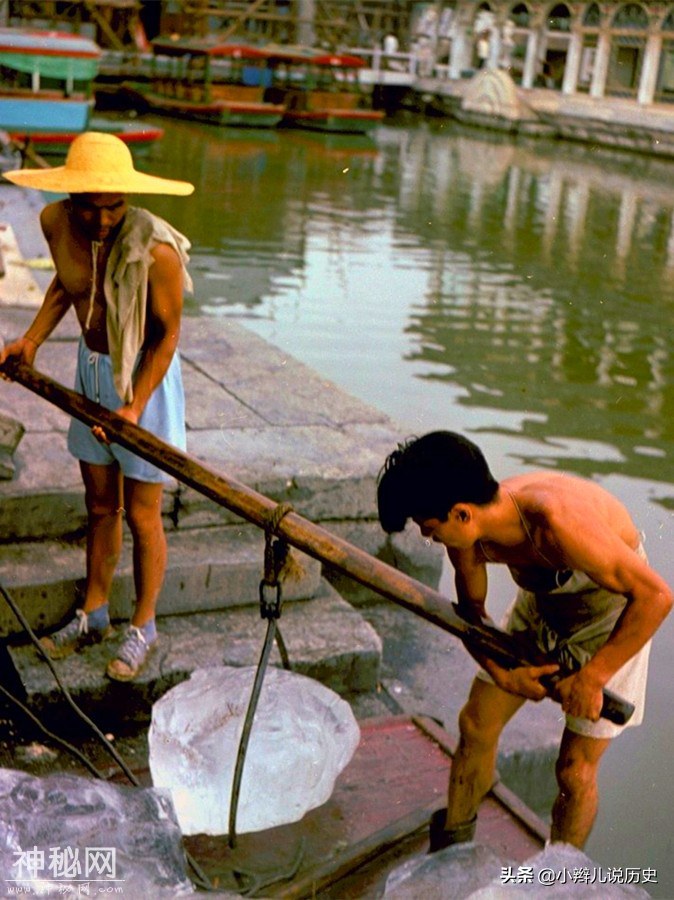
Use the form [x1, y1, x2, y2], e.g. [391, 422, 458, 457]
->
[3, 131, 194, 195]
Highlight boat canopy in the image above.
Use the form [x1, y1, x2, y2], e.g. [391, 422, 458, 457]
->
[0, 28, 101, 81]
[149, 39, 367, 70]
[151, 38, 273, 60]
[263, 45, 367, 68]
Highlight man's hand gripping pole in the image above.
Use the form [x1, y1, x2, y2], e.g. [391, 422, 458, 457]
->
[463, 621, 634, 726]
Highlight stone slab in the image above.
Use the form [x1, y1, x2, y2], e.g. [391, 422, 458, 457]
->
[0, 185, 53, 276]
[0, 407, 23, 479]
[0, 223, 46, 307]
[0, 313, 403, 540]
[324, 519, 446, 605]
[180, 361, 266, 430]
[179, 421, 400, 526]
[179, 317, 391, 429]
[0, 524, 322, 636]
[9, 580, 383, 724]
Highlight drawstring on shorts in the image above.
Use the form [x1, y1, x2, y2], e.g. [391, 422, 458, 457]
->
[87, 351, 101, 403]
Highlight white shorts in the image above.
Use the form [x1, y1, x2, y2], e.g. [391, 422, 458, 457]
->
[67, 338, 186, 485]
[477, 549, 651, 739]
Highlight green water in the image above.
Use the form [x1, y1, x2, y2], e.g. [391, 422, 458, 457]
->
[140, 114, 674, 894]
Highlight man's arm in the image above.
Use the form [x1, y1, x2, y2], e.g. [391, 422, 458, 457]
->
[543, 504, 672, 721]
[1, 203, 72, 372]
[0, 275, 72, 371]
[448, 546, 559, 700]
[449, 544, 488, 622]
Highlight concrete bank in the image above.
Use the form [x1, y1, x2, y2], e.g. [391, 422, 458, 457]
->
[0, 183, 563, 810]
[414, 71, 674, 158]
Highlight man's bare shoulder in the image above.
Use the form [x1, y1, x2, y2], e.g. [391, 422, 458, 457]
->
[150, 241, 181, 268]
[40, 200, 68, 238]
[504, 472, 636, 541]
[505, 471, 606, 506]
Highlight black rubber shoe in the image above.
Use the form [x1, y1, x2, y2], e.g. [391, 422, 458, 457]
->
[428, 808, 477, 853]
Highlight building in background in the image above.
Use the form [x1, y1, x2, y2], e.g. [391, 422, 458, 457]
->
[3, 2, 674, 107]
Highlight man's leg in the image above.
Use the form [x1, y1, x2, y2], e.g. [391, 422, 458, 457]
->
[122, 477, 166, 628]
[551, 728, 611, 848]
[429, 676, 527, 850]
[444, 678, 526, 830]
[105, 477, 165, 681]
[80, 461, 124, 612]
[39, 462, 122, 658]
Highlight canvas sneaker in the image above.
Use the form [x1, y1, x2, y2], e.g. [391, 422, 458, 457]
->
[39, 608, 114, 660]
[106, 625, 157, 682]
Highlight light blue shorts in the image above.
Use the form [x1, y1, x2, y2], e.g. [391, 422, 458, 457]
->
[67, 338, 186, 484]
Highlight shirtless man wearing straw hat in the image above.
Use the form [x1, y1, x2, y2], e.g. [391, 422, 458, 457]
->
[0, 131, 194, 681]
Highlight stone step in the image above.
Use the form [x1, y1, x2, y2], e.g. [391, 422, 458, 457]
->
[0, 523, 322, 637]
[8, 580, 383, 727]
[0, 422, 392, 541]
[0, 318, 399, 544]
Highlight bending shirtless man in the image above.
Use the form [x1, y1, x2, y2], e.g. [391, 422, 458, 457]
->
[0, 132, 194, 681]
[377, 431, 671, 850]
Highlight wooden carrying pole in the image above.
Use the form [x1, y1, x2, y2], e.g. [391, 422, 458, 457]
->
[0, 360, 633, 725]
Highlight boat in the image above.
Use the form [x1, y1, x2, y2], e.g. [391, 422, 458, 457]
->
[265, 46, 385, 134]
[6, 116, 164, 157]
[118, 38, 286, 129]
[0, 27, 100, 132]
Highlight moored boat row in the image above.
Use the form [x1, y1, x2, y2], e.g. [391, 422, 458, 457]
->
[110, 37, 384, 135]
[0, 26, 164, 156]
[0, 27, 383, 166]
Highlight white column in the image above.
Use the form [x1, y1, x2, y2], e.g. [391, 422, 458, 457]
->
[638, 32, 662, 105]
[590, 31, 610, 98]
[449, 28, 469, 78]
[665, 213, 674, 278]
[562, 31, 583, 94]
[665, 209, 674, 271]
[522, 30, 540, 88]
[504, 166, 521, 236]
[488, 26, 501, 69]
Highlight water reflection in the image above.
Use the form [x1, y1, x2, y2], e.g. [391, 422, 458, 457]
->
[136, 114, 674, 895]
[388, 126, 674, 482]
[143, 117, 674, 489]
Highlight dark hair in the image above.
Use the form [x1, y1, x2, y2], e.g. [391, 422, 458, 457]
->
[377, 431, 499, 533]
